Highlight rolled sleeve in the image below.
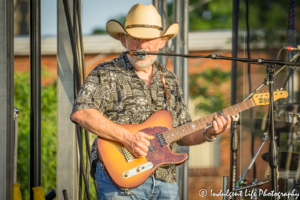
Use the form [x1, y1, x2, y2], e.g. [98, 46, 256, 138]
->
[71, 68, 106, 117]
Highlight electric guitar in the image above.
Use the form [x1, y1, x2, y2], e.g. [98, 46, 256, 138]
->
[97, 91, 288, 188]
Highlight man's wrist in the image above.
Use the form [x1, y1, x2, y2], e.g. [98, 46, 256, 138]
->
[203, 127, 216, 142]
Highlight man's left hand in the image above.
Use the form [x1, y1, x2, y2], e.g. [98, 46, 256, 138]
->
[206, 113, 231, 139]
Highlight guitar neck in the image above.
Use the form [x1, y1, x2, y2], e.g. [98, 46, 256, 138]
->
[163, 99, 256, 144]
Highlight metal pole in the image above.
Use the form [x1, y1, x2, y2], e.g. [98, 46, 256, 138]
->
[180, 1, 189, 200]
[173, 0, 182, 82]
[14, 108, 19, 183]
[267, 66, 278, 199]
[153, 0, 168, 66]
[30, 0, 42, 199]
[222, 176, 229, 200]
[161, 0, 169, 67]
[0, 0, 14, 198]
[173, 0, 181, 185]
[230, 0, 239, 194]
[57, 0, 79, 199]
[231, 1, 239, 105]
[230, 114, 239, 199]
[182, 0, 189, 105]
[152, 0, 158, 8]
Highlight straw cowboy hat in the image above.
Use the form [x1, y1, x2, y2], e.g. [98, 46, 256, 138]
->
[106, 3, 179, 40]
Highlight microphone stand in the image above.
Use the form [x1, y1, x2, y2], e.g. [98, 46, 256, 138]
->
[267, 65, 278, 199]
[126, 50, 300, 199]
[230, 114, 239, 200]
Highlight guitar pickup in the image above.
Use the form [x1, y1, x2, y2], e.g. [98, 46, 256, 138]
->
[149, 142, 154, 152]
[156, 133, 166, 147]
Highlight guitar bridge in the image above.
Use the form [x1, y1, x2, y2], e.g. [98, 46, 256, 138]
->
[121, 147, 135, 162]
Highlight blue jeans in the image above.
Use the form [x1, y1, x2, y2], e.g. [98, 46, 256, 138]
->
[95, 161, 179, 200]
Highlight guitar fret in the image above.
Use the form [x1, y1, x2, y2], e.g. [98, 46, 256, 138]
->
[163, 131, 169, 143]
[182, 126, 188, 137]
[230, 106, 236, 115]
[167, 132, 171, 143]
[190, 122, 197, 132]
[173, 129, 177, 140]
[205, 116, 210, 126]
[170, 129, 175, 141]
[177, 126, 182, 138]
[224, 108, 230, 116]
[173, 129, 178, 140]
[250, 99, 255, 107]
[237, 104, 242, 112]
[184, 124, 191, 134]
[233, 105, 239, 113]
[201, 118, 205, 127]
[196, 119, 202, 130]
[181, 126, 185, 137]
[175, 127, 181, 139]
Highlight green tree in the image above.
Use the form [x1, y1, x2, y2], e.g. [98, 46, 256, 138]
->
[189, 68, 231, 113]
[14, 71, 57, 199]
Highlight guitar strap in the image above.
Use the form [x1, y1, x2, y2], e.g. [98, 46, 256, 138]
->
[160, 74, 170, 111]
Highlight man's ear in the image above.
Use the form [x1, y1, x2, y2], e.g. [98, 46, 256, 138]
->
[158, 36, 168, 49]
[120, 34, 127, 48]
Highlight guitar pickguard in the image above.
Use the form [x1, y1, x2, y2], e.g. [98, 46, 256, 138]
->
[140, 126, 188, 169]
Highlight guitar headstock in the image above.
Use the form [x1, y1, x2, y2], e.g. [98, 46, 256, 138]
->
[252, 91, 288, 106]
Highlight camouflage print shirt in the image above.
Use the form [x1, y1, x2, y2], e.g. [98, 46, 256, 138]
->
[71, 52, 192, 183]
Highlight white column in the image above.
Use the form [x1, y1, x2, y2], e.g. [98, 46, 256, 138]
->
[57, 0, 79, 199]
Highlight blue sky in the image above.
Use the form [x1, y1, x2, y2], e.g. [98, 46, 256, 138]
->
[41, 0, 152, 36]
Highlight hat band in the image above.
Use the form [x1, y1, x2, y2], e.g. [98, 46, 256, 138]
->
[125, 24, 163, 31]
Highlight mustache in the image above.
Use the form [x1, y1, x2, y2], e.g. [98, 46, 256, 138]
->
[127, 49, 149, 61]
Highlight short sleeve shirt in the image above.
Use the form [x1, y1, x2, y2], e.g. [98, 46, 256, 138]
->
[71, 52, 192, 183]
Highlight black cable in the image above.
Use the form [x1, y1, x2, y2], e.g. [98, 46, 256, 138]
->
[74, 0, 96, 196]
[76, 125, 91, 200]
[244, 0, 256, 181]
[72, 2, 83, 199]
[62, 190, 69, 200]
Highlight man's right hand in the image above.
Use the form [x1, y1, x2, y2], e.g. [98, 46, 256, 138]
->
[122, 131, 151, 158]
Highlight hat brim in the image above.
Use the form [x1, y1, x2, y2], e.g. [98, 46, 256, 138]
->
[106, 20, 179, 41]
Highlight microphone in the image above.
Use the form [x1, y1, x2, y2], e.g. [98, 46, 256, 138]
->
[126, 50, 147, 60]
[284, 46, 300, 51]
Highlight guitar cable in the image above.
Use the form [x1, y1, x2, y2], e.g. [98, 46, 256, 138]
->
[123, 189, 139, 200]
[121, 175, 157, 200]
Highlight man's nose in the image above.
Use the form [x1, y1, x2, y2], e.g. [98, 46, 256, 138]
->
[138, 39, 148, 49]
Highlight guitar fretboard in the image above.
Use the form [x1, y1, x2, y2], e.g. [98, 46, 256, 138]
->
[163, 99, 256, 144]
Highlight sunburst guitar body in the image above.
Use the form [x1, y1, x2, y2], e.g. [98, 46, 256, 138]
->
[97, 91, 288, 188]
[97, 110, 186, 189]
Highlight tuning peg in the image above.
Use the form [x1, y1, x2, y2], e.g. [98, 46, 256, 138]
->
[276, 89, 279, 91]
[280, 88, 283, 91]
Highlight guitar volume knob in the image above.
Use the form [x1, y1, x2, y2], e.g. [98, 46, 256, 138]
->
[124, 172, 130, 178]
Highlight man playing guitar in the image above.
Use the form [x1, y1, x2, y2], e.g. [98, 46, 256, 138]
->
[70, 3, 231, 199]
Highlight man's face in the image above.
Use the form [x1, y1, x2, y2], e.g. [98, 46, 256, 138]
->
[120, 34, 167, 70]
